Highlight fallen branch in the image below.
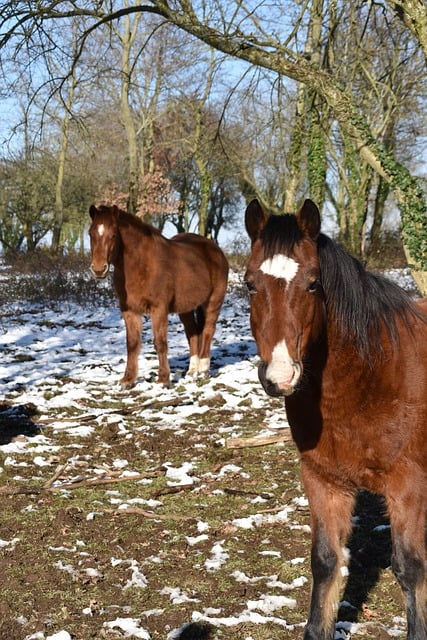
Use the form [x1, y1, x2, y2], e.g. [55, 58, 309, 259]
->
[43, 463, 68, 489]
[223, 487, 273, 500]
[102, 507, 192, 521]
[49, 472, 158, 492]
[139, 397, 194, 410]
[226, 430, 293, 449]
[152, 483, 195, 498]
[0, 471, 159, 496]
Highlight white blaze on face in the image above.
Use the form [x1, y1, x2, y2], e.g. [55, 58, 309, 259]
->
[260, 254, 299, 284]
[266, 339, 296, 387]
[97, 224, 105, 237]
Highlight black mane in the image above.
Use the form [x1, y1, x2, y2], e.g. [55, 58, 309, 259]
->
[317, 233, 422, 361]
[260, 214, 422, 362]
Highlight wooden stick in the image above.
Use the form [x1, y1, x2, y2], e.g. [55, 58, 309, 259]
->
[43, 463, 68, 489]
[223, 487, 273, 500]
[0, 471, 158, 496]
[152, 483, 195, 498]
[49, 472, 157, 492]
[102, 508, 192, 521]
[226, 430, 293, 449]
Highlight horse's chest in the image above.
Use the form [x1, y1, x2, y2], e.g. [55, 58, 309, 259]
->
[302, 405, 411, 493]
[289, 386, 409, 492]
[114, 269, 168, 313]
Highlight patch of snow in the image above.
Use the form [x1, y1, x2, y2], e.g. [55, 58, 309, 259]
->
[103, 617, 150, 639]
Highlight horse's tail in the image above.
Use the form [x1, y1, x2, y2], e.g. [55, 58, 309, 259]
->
[195, 306, 205, 331]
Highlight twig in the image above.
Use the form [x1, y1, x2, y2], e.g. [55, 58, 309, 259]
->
[152, 483, 195, 497]
[43, 463, 68, 489]
[223, 487, 273, 500]
[139, 398, 194, 410]
[102, 508, 192, 521]
[37, 413, 96, 426]
[49, 472, 158, 492]
[0, 471, 158, 496]
[226, 430, 293, 449]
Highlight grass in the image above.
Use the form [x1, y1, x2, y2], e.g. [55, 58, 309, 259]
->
[0, 261, 409, 640]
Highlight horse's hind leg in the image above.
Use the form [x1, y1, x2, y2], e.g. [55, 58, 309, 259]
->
[198, 298, 225, 377]
[121, 310, 141, 388]
[301, 461, 356, 640]
[179, 311, 201, 377]
[387, 483, 427, 639]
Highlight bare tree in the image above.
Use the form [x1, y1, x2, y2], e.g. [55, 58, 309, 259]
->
[0, 1, 426, 291]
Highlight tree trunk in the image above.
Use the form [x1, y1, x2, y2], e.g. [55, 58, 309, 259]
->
[150, 1, 427, 293]
[369, 177, 390, 251]
[118, 3, 141, 216]
[51, 85, 74, 254]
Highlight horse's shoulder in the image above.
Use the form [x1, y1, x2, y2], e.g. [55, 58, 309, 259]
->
[413, 298, 427, 336]
[415, 297, 427, 315]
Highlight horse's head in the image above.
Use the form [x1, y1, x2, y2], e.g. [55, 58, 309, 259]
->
[244, 199, 324, 397]
[88, 204, 120, 279]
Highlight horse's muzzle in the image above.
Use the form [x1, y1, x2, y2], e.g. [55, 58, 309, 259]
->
[258, 361, 299, 397]
[90, 263, 109, 279]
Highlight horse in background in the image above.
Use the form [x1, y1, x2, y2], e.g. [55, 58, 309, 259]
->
[244, 198, 427, 640]
[89, 204, 229, 387]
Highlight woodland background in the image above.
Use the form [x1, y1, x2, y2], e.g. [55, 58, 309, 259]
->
[0, 1, 426, 283]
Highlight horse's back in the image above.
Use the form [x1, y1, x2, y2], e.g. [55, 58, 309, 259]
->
[170, 233, 229, 278]
[171, 232, 224, 255]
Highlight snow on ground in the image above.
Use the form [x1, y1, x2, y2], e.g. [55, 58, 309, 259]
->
[0, 266, 417, 639]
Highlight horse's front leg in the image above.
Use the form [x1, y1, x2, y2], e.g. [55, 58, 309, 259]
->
[121, 310, 141, 388]
[301, 460, 355, 640]
[151, 309, 170, 386]
[387, 480, 427, 639]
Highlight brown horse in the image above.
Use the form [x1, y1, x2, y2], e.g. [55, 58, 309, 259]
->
[244, 198, 427, 640]
[89, 204, 228, 387]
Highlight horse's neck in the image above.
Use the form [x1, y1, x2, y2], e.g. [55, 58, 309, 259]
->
[116, 220, 164, 265]
[311, 320, 366, 381]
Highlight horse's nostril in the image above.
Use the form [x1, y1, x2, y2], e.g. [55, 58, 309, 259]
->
[90, 263, 109, 278]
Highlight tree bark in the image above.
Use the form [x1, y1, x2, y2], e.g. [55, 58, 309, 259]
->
[149, 0, 427, 291]
[117, 2, 141, 215]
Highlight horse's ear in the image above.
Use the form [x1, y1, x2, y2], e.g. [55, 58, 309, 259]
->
[297, 199, 321, 240]
[245, 199, 268, 244]
[89, 204, 98, 220]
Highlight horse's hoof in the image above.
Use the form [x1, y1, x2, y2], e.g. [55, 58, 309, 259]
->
[157, 379, 170, 388]
[120, 379, 135, 390]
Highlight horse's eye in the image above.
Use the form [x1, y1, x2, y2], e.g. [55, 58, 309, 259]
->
[307, 279, 321, 293]
[245, 279, 257, 295]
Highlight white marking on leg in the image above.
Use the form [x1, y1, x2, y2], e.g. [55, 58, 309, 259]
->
[198, 357, 210, 375]
[266, 339, 296, 386]
[260, 254, 298, 283]
[97, 224, 105, 237]
[188, 355, 200, 376]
